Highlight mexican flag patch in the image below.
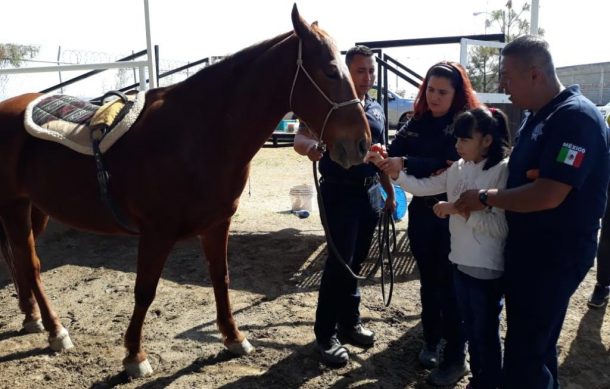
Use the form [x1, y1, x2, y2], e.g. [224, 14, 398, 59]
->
[556, 142, 585, 168]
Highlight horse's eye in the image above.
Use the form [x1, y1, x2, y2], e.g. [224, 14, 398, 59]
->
[326, 67, 340, 79]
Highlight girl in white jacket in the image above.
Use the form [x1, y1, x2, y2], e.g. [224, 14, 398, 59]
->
[376, 107, 511, 389]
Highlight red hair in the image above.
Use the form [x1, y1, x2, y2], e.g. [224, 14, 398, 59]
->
[413, 61, 481, 119]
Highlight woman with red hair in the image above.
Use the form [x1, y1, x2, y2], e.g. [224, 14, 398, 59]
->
[378, 61, 481, 387]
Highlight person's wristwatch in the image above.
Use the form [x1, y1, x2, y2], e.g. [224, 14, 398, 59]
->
[401, 156, 408, 173]
[478, 189, 489, 207]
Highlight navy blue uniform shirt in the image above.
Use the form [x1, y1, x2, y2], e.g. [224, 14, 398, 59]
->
[319, 95, 385, 180]
[506, 85, 610, 267]
[388, 111, 459, 178]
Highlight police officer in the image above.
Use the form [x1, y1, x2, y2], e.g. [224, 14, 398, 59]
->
[378, 61, 480, 386]
[588, 184, 610, 308]
[293, 45, 394, 366]
[455, 35, 610, 388]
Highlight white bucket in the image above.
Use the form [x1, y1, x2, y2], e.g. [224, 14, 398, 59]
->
[289, 184, 315, 212]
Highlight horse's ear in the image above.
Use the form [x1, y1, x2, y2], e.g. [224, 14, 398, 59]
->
[291, 3, 315, 41]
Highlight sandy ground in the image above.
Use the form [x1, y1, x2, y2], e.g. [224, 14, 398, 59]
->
[0, 146, 609, 389]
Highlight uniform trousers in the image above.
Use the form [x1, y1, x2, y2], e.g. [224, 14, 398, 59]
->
[595, 193, 610, 286]
[501, 240, 594, 389]
[314, 180, 378, 343]
[408, 197, 466, 365]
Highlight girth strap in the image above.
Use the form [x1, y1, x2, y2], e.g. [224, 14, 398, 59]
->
[90, 91, 139, 234]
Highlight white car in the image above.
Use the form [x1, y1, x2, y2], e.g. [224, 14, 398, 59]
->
[598, 102, 610, 121]
[372, 88, 415, 129]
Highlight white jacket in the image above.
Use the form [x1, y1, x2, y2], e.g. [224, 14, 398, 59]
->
[394, 158, 509, 271]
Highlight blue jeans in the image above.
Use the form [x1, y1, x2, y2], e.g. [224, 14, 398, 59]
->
[314, 181, 378, 343]
[453, 268, 503, 389]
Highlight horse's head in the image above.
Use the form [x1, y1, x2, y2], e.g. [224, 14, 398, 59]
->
[289, 4, 371, 169]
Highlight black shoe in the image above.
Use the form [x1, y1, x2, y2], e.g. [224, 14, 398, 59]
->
[418, 344, 439, 369]
[426, 361, 470, 386]
[338, 323, 375, 348]
[316, 335, 349, 366]
[588, 283, 610, 309]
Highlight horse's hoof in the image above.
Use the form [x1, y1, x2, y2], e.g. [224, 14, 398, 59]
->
[226, 338, 255, 355]
[49, 327, 74, 351]
[23, 319, 45, 333]
[124, 359, 154, 378]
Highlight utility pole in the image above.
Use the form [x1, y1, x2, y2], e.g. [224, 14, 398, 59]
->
[530, 0, 540, 36]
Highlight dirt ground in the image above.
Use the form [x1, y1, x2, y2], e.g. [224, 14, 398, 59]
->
[0, 146, 609, 389]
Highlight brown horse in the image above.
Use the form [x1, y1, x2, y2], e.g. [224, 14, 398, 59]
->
[0, 5, 370, 377]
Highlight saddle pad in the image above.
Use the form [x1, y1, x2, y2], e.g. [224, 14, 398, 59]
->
[24, 91, 146, 155]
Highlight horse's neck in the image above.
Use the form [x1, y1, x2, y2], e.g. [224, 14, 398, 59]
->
[181, 34, 298, 164]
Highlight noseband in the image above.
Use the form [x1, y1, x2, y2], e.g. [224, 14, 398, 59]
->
[289, 40, 360, 147]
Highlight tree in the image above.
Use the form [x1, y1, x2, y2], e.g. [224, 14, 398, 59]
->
[467, 1, 544, 93]
[0, 43, 40, 94]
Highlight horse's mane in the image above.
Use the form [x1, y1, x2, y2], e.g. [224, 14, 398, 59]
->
[175, 23, 337, 89]
[310, 23, 338, 53]
[178, 30, 295, 88]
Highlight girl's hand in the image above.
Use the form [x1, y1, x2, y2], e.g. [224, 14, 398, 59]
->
[370, 143, 388, 158]
[432, 201, 458, 218]
[376, 157, 403, 180]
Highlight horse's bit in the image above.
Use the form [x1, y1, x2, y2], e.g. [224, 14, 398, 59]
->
[289, 39, 360, 149]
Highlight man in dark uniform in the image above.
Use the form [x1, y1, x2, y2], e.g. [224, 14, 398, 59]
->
[293, 45, 394, 366]
[456, 35, 610, 388]
[588, 184, 610, 308]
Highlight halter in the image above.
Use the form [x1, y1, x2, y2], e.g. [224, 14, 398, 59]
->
[289, 39, 360, 147]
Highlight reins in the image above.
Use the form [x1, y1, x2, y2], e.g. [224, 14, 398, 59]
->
[313, 161, 397, 306]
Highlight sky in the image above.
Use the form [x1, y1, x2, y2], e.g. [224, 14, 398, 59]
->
[1, 0, 608, 98]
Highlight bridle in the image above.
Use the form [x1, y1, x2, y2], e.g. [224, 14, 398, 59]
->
[288, 39, 397, 305]
[289, 39, 360, 148]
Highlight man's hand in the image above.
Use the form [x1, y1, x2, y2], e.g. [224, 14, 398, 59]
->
[454, 189, 487, 212]
[383, 195, 396, 213]
[305, 143, 323, 162]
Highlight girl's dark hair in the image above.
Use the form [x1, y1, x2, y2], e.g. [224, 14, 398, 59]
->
[413, 61, 480, 119]
[452, 107, 511, 170]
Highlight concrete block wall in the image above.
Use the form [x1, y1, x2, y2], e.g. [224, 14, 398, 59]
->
[557, 62, 610, 105]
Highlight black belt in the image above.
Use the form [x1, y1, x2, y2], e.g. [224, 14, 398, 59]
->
[320, 175, 379, 188]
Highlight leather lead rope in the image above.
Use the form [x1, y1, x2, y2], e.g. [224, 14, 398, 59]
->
[313, 161, 396, 305]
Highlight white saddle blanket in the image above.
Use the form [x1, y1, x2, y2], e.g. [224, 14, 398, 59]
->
[24, 91, 146, 155]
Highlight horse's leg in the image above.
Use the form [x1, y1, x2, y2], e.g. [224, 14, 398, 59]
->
[123, 234, 175, 378]
[0, 219, 42, 332]
[200, 221, 254, 355]
[0, 206, 50, 333]
[0, 200, 73, 350]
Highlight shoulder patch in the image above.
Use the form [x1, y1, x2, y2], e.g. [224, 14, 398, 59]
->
[556, 142, 585, 167]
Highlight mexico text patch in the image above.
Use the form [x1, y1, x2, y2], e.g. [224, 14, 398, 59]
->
[556, 142, 585, 168]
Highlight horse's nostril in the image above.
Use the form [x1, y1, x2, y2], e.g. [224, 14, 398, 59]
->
[358, 138, 368, 157]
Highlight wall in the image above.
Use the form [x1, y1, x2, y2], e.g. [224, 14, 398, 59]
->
[557, 62, 610, 105]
